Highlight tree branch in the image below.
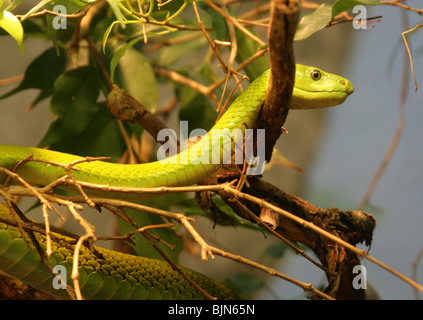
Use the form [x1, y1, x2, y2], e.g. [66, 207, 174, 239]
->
[256, 0, 300, 162]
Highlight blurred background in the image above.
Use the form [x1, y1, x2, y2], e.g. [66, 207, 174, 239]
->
[0, 1, 422, 300]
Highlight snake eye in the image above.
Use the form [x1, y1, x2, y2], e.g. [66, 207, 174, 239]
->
[310, 69, 321, 81]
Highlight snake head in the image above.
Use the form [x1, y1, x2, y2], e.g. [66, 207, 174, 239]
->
[291, 64, 354, 109]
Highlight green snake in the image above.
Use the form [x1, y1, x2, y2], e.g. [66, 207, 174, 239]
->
[0, 65, 353, 299]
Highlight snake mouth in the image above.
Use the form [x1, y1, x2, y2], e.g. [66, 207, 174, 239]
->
[290, 84, 354, 109]
[317, 77, 354, 101]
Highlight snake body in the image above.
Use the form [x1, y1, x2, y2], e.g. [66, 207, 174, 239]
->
[0, 65, 353, 299]
[0, 203, 236, 299]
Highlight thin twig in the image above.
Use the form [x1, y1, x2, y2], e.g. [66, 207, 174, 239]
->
[0, 75, 24, 86]
[16, 5, 92, 20]
[413, 246, 423, 300]
[209, 245, 334, 300]
[71, 234, 91, 300]
[380, 0, 423, 14]
[204, 0, 265, 46]
[401, 23, 422, 91]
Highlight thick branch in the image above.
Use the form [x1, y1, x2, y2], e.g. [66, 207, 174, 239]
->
[214, 175, 376, 299]
[107, 84, 173, 146]
[256, 0, 300, 162]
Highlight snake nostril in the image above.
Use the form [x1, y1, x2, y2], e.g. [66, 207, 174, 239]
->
[340, 79, 354, 94]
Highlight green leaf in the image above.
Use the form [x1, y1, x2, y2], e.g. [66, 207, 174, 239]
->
[157, 0, 185, 13]
[0, 46, 67, 100]
[155, 34, 207, 67]
[235, 28, 269, 81]
[200, 1, 228, 42]
[0, 10, 23, 53]
[113, 46, 158, 110]
[29, 88, 56, 109]
[295, 0, 381, 41]
[177, 84, 216, 133]
[106, 0, 125, 28]
[38, 66, 101, 150]
[20, 0, 52, 21]
[294, 3, 332, 41]
[73, 103, 125, 160]
[102, 20, 121, 53]
[109, 37, 142, 82]
[44, 102, 125, 159]
[1, 0, 24, 11]
[43, 0, 90, 50]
